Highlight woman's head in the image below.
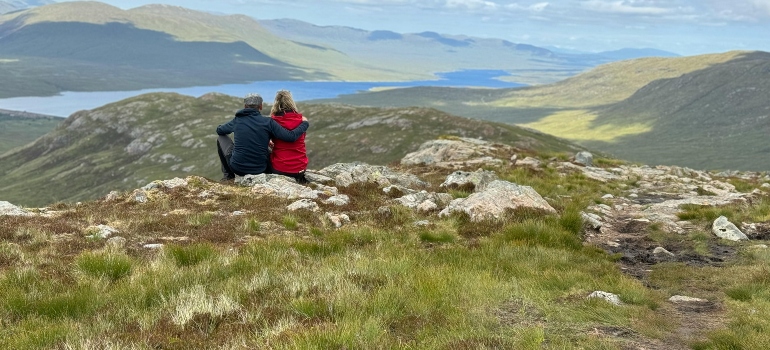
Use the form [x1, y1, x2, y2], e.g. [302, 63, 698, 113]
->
[270, 90, 298, 115]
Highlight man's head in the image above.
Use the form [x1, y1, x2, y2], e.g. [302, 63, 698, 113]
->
[244, 93, 263, 110]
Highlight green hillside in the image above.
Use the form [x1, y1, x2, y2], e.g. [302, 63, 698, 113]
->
[0, 93, 581, 207]
[0, 110, 60, 155]
[0, 2, 420, 98]
[315, 51, 770, 171]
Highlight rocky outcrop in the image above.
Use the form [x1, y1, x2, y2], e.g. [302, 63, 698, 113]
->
[315, 163, 427, 189]
[0, 201, 30, 216]
[574, 151, 594, 167]
[440, 180, 556, 221]
[394, 191, 453, 212]
[400, 138, 511, 168]
[440, 169, 499, 192]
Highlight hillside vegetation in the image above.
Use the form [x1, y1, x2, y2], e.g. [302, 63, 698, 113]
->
[315, 51, 770, 171]
[0, 92, 581, 207]
[2, 136, 770, 349]
[0, 110, 60, 155]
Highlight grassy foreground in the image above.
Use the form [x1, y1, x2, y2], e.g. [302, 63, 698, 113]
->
[1, 159, 770, 349]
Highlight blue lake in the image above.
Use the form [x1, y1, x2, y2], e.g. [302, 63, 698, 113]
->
[0, 70, 525, 117]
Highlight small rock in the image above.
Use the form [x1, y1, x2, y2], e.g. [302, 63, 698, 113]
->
[712, 216, 748, 241]
[669, 295, 708, 303]
[414, 220, 431, 227]
[377, 206, 392, 216]
[602, 194, 614, 199]
[326, 212, 350, 228]
[653, 247, 675, 257]
[761, 183, 770, 189]
[628, 193, 639, 199]
[417, 200, 439, 212]
[588, 291, 622, 306]
[440, 169, 499, 192]
[574, 151, 594, 167]
[581, 212, 603, 230]
[87, 225, 119, 239]
[232, 211, 245, 216]
[516, 157, 542, 168]
[324, 195, 350, 206]
[104, 191, 121, 202]
[287, 199, 319, 212]
[131, 189, 148, 203]
[143, 244, 164, 249]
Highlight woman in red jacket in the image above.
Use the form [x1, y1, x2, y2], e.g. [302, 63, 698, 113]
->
[268, 90, 309, 183]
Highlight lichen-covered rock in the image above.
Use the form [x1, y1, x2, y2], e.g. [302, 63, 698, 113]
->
[287, 199, 319, 212]
[401, 138, 510, 167]
[131, 189, 148, 203]
[252, 177, 319, 200]
[86, 225, 119, 239]
[395, 191, 453, 209]
[516, 157, 542, 168]
[324, 195, 350, 206]
[712, 216, 748, 241]
[441, 169, 499, 192]
[588, 291, 622, 306]
[574, 151, 594, 167]
[143, 177, 188, 190]
[326, 212, 350, 228]
[439, 181, 556, 221]
[0, 201, 30, 216]
[317, 163, 427, 189]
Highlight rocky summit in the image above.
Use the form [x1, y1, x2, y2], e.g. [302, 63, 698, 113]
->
[2, 136, 770, 349]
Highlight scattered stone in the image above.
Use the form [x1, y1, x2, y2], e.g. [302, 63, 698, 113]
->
[0, 201, 31, 216]
[104, 191, 121, 202]
[762, 183, 770, 189]
[416, 200, 439, 212]
[313, 184, 339, 197]
[326, 213, 350, 228]
[588, 291, 622, 306]
[439, 180, 556, 221]
[252, 177, 319, 200]
[232, 211, 245, 216]
[602, 194, 614, 199]
[131, 189, 148, 203]
[317, 162, 427, 189]
[516, 157, 542, 168]
[87, 225, 119, 239]
[144, 244, 164, 249]
[574, 151, 594, 167]
[383, 185, 415, 196]
[628, 193, 639, 199]
[669, 295, 708, 303]
[414, 220, 431, 227]
[653, 247, 675, 257]
[581, 212, 603, 230]
[304, 171, 333, 183]
[377, 206, 392, 217]
[395, 191, 453, 210]
[324, 195, 350, 206]
[440, 169, 499, 192]
[712, 216, 749, 241]
[287, 199, 319, 212]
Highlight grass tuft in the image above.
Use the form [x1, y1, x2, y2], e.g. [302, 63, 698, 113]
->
[76, 252, 133, 282]
[166, 243, 217, 267]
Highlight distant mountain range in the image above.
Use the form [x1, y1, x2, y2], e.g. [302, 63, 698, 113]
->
[313, 51, 770, 171]
[0, 0, 51, 14]
[0, 1, 685, 99]
[0, 93, 581, 207]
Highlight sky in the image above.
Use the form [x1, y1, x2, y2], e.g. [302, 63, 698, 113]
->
[53, 0, 770, 55]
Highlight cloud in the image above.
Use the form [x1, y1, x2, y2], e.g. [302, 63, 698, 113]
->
[581, 0, 674, 15]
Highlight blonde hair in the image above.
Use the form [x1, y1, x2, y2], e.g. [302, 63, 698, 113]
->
[270, 90, 298, 116]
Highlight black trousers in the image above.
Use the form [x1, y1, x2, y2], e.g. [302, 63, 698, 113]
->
[217, 135, 238, 178]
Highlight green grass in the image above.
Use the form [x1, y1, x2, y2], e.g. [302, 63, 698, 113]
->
[76, 252, 133, 281]
[165, 243, 217, 267]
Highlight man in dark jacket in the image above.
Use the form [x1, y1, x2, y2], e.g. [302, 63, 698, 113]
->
[216, 93, 309, 181]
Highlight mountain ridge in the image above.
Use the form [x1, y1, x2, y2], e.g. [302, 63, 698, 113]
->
[0, 92, 582, 207]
